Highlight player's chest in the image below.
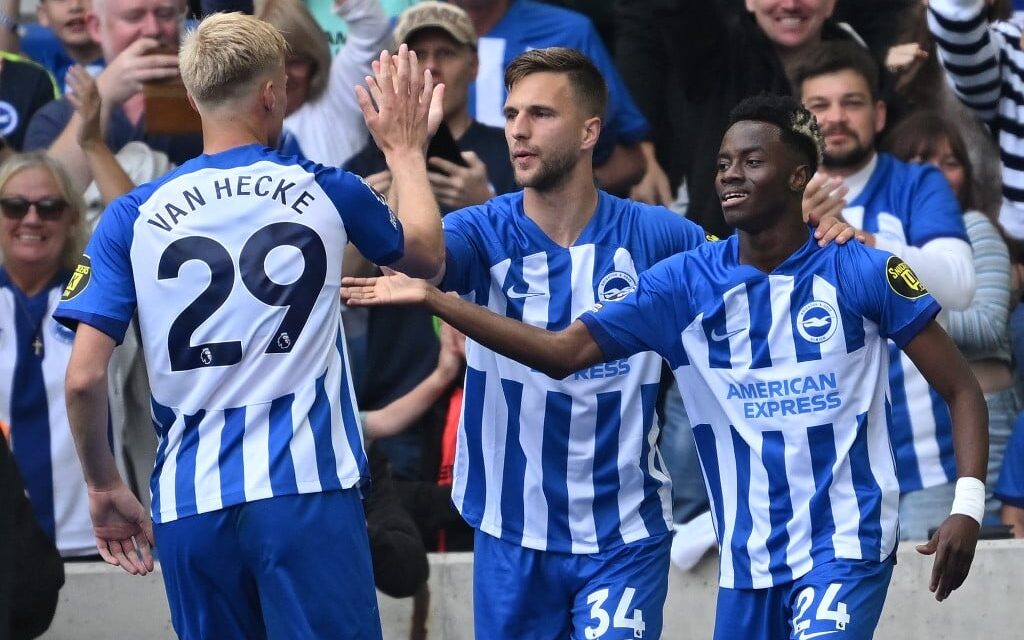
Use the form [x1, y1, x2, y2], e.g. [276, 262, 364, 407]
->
[486, 247, 644, 329]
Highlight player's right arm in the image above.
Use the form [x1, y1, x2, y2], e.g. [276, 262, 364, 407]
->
[65, 323, 154, 576]
[342, 270, 604, 379]
[356, 45, 446, 279]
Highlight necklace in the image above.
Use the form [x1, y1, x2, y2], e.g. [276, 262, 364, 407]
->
[10, 288, 45, 359]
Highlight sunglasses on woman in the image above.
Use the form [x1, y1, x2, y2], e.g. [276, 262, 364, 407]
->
[0, 196, 69, 221]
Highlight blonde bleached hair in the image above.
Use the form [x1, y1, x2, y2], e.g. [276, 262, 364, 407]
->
[255, 0, 332, 103]
[0, 152, 88, 273]
[180, 12, 288, 106]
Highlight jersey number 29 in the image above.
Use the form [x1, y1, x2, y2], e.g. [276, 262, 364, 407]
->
[158, 222, 327, 371]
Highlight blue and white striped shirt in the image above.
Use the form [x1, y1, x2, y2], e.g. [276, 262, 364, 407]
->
[441, 190, 706, 553]
[583, 231, 938, 588]
[1, 271, 94, 555]
[54, 145, 403, 523]
[842, 153, 968, 492]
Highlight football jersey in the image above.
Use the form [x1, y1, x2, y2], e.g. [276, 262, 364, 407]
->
[469, 0, 648, 164]
[0, 271, 94, 556]
[441, 190, 707, 554]
[842, 153, 967, 493]
[581, 231, 939, 588]
[54, 144, 403, 524]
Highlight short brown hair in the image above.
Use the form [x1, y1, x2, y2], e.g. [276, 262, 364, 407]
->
[504, 47, 608, 119]
[794, 41, 881, 101]
[180, 12, 288, 105]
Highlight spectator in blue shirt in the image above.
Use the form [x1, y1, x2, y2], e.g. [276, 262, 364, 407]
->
[452, 0, 651, 194]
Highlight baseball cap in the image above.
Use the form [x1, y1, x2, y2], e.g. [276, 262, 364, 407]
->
[393, 1, 478, 49]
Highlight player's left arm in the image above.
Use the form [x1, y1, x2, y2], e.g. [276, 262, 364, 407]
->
[902, 320, 988, 602]
[342, 271, 606, 379]
[65, 324, 154, 576]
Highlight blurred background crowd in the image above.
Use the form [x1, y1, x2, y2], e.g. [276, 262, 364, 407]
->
[5, 0, 1024, 637]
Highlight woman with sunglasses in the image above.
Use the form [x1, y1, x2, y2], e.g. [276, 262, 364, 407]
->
[0, 151, 95, 558]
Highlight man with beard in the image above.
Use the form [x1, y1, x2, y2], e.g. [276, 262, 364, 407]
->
[342, 94, 988, 640]
[369, 47, 851, 639]
[796, 41, 977, 542]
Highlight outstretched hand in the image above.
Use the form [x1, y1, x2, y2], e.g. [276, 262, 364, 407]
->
[89, 483, 155, 576]
[341, 269, 433, 306]
[915, 514, 980, 601]
[355, 44, 445, 157]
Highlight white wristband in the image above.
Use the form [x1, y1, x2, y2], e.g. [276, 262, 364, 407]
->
[950, 477, 985, 525]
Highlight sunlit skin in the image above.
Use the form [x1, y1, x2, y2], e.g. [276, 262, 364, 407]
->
[408, 29, 478, 137]
[86, 0, 182, 61]
[800, 69, 885, 176]
[0, 168, 77, 295]
[503, 71, 598, 193]
[747, 0, 836, 52]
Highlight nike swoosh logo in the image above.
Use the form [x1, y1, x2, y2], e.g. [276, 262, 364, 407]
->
[797, 631, 840, 640]
[710, 327, 743, 342]
[506, 287, 544, 300]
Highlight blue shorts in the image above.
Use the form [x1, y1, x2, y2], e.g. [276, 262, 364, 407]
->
[153, 489, 382, 640]
[473, 530, 671, 640]
[713, 556, 895, 640]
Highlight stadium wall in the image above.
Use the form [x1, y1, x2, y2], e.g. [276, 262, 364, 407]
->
[47, 540, 1019, 638]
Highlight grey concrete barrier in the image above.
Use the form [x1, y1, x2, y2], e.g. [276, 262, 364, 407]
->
[44, 540, 1020, 639]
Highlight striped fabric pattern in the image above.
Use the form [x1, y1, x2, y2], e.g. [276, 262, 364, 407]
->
[928, 0, 1024, 211]
[55, 145, 402, 523]
[943, 211, 1014, 363]
[442, 191, 707, 553]
[582, 234, 939, 587]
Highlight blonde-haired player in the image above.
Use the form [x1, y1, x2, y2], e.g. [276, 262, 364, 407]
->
[57, 11, 445, 639]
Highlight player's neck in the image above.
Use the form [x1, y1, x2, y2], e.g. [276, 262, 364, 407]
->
[523, 170, 599, 248]
[737, 212, 809, 273]
[5, 260, 59, 297]
[200, 117, 268, 155]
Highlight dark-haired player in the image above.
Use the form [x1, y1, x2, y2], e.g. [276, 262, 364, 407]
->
[343, 94, 988, 640]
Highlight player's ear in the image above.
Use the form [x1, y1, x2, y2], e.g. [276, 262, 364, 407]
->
[261, 79, 277, 113]
[790, 164, 811, 193]
[581, 116, 601, 151]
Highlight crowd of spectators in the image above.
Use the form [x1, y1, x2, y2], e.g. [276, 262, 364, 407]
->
[5, 0, 1024, 636]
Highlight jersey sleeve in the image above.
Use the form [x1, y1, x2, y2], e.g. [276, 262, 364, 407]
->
[636, 203, 710, 260]
[317, 167, 404, 266]
[53, 199, 138, 343]
[840, 245, 940, 348]
[579, 254, 689, 367]
[995, 415, 1024, 508]
[904, 165, 968, 245]
[439, 207, 490, 297]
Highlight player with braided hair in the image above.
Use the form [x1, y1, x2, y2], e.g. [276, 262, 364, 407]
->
[341, 94, 988, 639]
